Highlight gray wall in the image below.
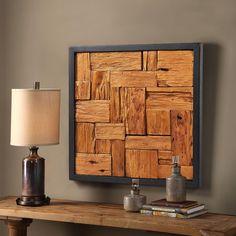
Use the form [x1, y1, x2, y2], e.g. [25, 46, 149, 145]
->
[1, 0, 236, 235]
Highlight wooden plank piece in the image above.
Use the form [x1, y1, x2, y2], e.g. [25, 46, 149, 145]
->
[75, 81, 90, 100]
[76, 100, 110, 123]
[90, 52, 142, 71]
[110, 87, 125, 123]
[125, 136, 171, 150]
[76, 153, 111, 176]
[110, 71, 157, 87]
[111, 140, 125, 176]
[75, 123, 95, 153]
[143, 51, 157, 71]
[91, 71, 110, 100]
[95, 139, 111, 154]
[126, 150, 158, 178]
[146, 92, 193, 111]
[125, 88, 146, 135]
[157, 50, 193, 87]
[95, 123, 125, 140]
[76, 53, 91, 81]
[171, 111, 193, 166]
[158, 150, 172, 165]
[147, 110, 170, 135]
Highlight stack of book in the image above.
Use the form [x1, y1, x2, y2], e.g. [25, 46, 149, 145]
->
[140, 199, 207, 219]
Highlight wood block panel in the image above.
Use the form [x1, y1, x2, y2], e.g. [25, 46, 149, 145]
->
[146, 91, 193, 111]
[112, 140, 125, 176]
[76, 53, 91, 81]
[75, 123, 95, 153]
[158, 150, 172, 165]
[125, 136, 171, 150]
[95, 139, 111, 154]
[90, 52, 142, 71]
[126, 150, 158, 178]
[110, 87, 125, 123]
[76, 153, 111, 176]
[125, 88, 146, 135]
[73, 46, 198, 183]
[147, 110, 170, 135]
[143, 51, 157, 71]
[95, 123, 125, 140]
[171, 111, 193, 166]
[110, 71, 156, 87]
[91, 71, 110, 100]
[75, 81, 90, 100]
[76, 100, 110, 123]
[157, 50, 193, 87]
[157, 165, 193, 180]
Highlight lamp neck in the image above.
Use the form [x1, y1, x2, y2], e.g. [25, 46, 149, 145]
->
[29, 146, 39, 156]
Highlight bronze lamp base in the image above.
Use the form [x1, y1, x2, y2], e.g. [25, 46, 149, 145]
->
[16, 195, 50, 207]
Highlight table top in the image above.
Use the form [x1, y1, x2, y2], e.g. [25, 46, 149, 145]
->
[0, 197, 236, 236]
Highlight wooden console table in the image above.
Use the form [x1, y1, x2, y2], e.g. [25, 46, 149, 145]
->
[0, 197, 236, 236]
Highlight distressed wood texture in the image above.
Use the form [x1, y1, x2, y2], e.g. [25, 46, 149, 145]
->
[76, 153, 111, 176]
[112, 140, 125, 176]
[76, 100, 110, 123]
[1, 197, 236, 236]
[110, 71, 156, 87]
[146, 90, 193, 111]
[75, 80, 90, 100]
[126, 149, 158, 178]
[76, 53, 91, 81]
[74, 49, 195, 180]
[171, 110, 193, 166]
[90, 52, 142, 71]
[95, 139, 111, 154]
[143, 51, 157, 71]
[146, 110, 170, 135]
[125, 88, 146, 135]
[125, 136, 171, 150]
[75, 123, 95, 153]
[95, 123, 125, 140]
[157, 50, 193, 86]
[91, 71, 110, 100]
[110, 87, 125, 123]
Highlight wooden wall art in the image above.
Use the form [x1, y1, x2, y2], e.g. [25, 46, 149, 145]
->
[69, 43, 203, 187]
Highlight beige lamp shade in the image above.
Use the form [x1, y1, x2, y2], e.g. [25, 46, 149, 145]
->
[10, 88, 60, 146]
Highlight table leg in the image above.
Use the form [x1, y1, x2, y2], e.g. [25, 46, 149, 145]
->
[4, 218, 32, 236]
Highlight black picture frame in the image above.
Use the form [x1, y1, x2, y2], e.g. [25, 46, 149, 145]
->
[69, 43, 203, 188]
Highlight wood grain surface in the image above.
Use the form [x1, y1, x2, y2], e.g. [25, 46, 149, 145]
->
[0, 197, 235, 236]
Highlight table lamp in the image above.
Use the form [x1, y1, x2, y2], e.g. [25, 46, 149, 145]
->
[10, 82, 60, 206]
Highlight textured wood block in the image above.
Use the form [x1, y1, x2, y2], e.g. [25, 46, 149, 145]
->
[75, 81, 90, 100]
[126, 150, 158, 178]
[76, 153, 111, 176]
[110, 71, 156, 87]
[146, 91, 193, 111]
[125, 88, 146, 135]
[112, 140, 125, 176]
[171, 111, 193, 166]
[91, 71, 110, 100]
[158, 150, 172, 165]
[147, 110, 170, 135]
[125, 136, 171, 150]
[90, 52, 142, 71]
[76, 53, 91, 81]
[146, 87, 193, 94]
[76, 100, 110, 123]
[95, 139, 111, 154]
[157, 50, 193, 87]
[157, 165, 193, 179]
[110, 87, 125, 123]
[95, 123, 125, 140]
[75, 123, 95, 153]
[143, 51, 157, 71]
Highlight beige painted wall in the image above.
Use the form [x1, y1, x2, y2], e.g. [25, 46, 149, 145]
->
[1, 0, 236, 235]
